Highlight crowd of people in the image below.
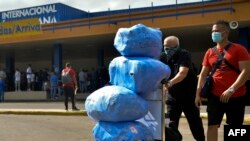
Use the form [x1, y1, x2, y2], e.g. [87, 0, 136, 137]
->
[0, 66, 51, 92]
[0, 64, 109, 101]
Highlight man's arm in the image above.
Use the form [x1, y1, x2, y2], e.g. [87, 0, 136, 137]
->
[220, 60, 250, 103]
[196, 66, 210, 96]
[195, 66, 210, 107]
[70, 69, 78, 89]
[229, 61, 250, 90]
[168, 66, 189, 87]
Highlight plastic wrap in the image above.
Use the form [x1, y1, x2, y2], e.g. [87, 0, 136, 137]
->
[114, 24, 162, 59]
[93, 121, 154, 141]
[109, 56, 171, 94]
[85, 85, 148, 122]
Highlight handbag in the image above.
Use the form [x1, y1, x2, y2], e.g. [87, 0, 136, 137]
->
[201, 43, 231, 98]
[201, 75, 213, 98]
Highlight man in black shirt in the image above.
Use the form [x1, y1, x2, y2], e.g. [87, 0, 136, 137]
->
[160, 36, 205, 141]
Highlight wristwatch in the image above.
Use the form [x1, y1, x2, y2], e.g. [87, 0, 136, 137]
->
[228, 87, 235, 94]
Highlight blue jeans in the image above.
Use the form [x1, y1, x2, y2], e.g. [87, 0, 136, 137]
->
[51, 86, 58, 99]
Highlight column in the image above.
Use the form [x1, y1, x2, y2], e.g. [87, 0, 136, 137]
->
[52, 44, 62, 76]
[5, 52, 15, 91]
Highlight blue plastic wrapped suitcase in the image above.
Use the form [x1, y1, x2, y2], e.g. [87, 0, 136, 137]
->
[86, 24, 171, 140]
[85, 85, 149, 122]
[114, 24, 162, 59]
[109, 56, 171, 95]
[93, 121, 154, 141]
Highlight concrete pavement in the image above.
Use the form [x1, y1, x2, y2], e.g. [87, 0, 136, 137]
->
[1, 91, 250, 141]
[1, 101, 250, 141]
[3, 91, 250, 121]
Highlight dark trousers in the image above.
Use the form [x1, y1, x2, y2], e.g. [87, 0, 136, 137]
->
[166, 93, 205, 141]
[63, 87, 76, 109]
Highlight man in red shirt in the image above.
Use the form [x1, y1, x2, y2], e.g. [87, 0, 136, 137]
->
[62, 63, 79, 111]
[195, 20, 250, 141]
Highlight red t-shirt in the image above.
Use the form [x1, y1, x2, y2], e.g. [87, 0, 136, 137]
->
[62, 67, 76, 89]
[202, 43, 250, 97]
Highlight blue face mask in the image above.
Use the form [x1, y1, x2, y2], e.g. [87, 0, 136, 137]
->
[212, 32, 222, 43]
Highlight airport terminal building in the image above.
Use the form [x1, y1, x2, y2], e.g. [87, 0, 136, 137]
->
[0, 0, 249, 90]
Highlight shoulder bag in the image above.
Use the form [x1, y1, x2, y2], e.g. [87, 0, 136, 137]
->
[201, 43, 231, 98]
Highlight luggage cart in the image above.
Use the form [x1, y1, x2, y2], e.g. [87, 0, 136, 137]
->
[138, 84, 167, 141]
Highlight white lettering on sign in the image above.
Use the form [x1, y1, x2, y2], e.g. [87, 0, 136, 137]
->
[39, 16, 57, 24]
[1, 4, 57, 20]
[228, 129, 247, 136]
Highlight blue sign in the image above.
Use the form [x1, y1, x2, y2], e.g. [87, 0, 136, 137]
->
[0, 3, 88, 24]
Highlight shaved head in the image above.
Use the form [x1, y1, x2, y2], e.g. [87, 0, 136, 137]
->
[163, 36, 179, 48]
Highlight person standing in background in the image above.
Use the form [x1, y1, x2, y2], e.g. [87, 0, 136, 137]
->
[15, 68, 21, 91]
[78, 69, 87, 93]
[195, 20, 250, 141]
[0, 77, 5, 102]
[62, 63, 79, 111]
[0, 68, 6, 80]
[89, 67, 97, 92]
[50, 72, 59, 100]
[30, 72, 35, 91]
[26, 64, 32, 91]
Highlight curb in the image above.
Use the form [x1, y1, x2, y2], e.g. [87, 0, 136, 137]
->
[181, 113, 250, 124]
[1, 109, 250, 124]
[0, 109, 87, 116]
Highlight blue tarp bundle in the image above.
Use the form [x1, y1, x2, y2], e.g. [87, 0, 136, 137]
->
[93, 121, 154, 141]
[114, 24, 162, 59]
[86, 24, 171, 140]
[85, 85, 149, 122]
[109, 56, 171, 95]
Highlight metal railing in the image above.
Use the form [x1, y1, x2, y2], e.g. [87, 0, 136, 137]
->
[43, 0, 234, 31]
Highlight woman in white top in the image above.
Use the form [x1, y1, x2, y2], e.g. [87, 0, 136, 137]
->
[15, 69, 21, 91]
[26, 64, 32, 91]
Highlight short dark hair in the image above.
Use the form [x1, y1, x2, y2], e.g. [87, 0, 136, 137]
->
[214, 20, 230, 31]
[66, 62, 71, 67]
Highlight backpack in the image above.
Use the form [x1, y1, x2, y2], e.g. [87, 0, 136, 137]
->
[61, 69, 72, 84]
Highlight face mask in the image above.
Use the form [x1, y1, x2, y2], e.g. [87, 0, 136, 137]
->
[164, 47, 178, 58]
[212, 32, 222, 43]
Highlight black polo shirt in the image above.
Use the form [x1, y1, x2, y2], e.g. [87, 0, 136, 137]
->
[160, 48, 197, 99]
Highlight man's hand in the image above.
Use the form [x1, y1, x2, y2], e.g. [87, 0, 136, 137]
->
[220, 89, 233, 103]
[74, 87, 78, 95]
[195, 95, 202, 109]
